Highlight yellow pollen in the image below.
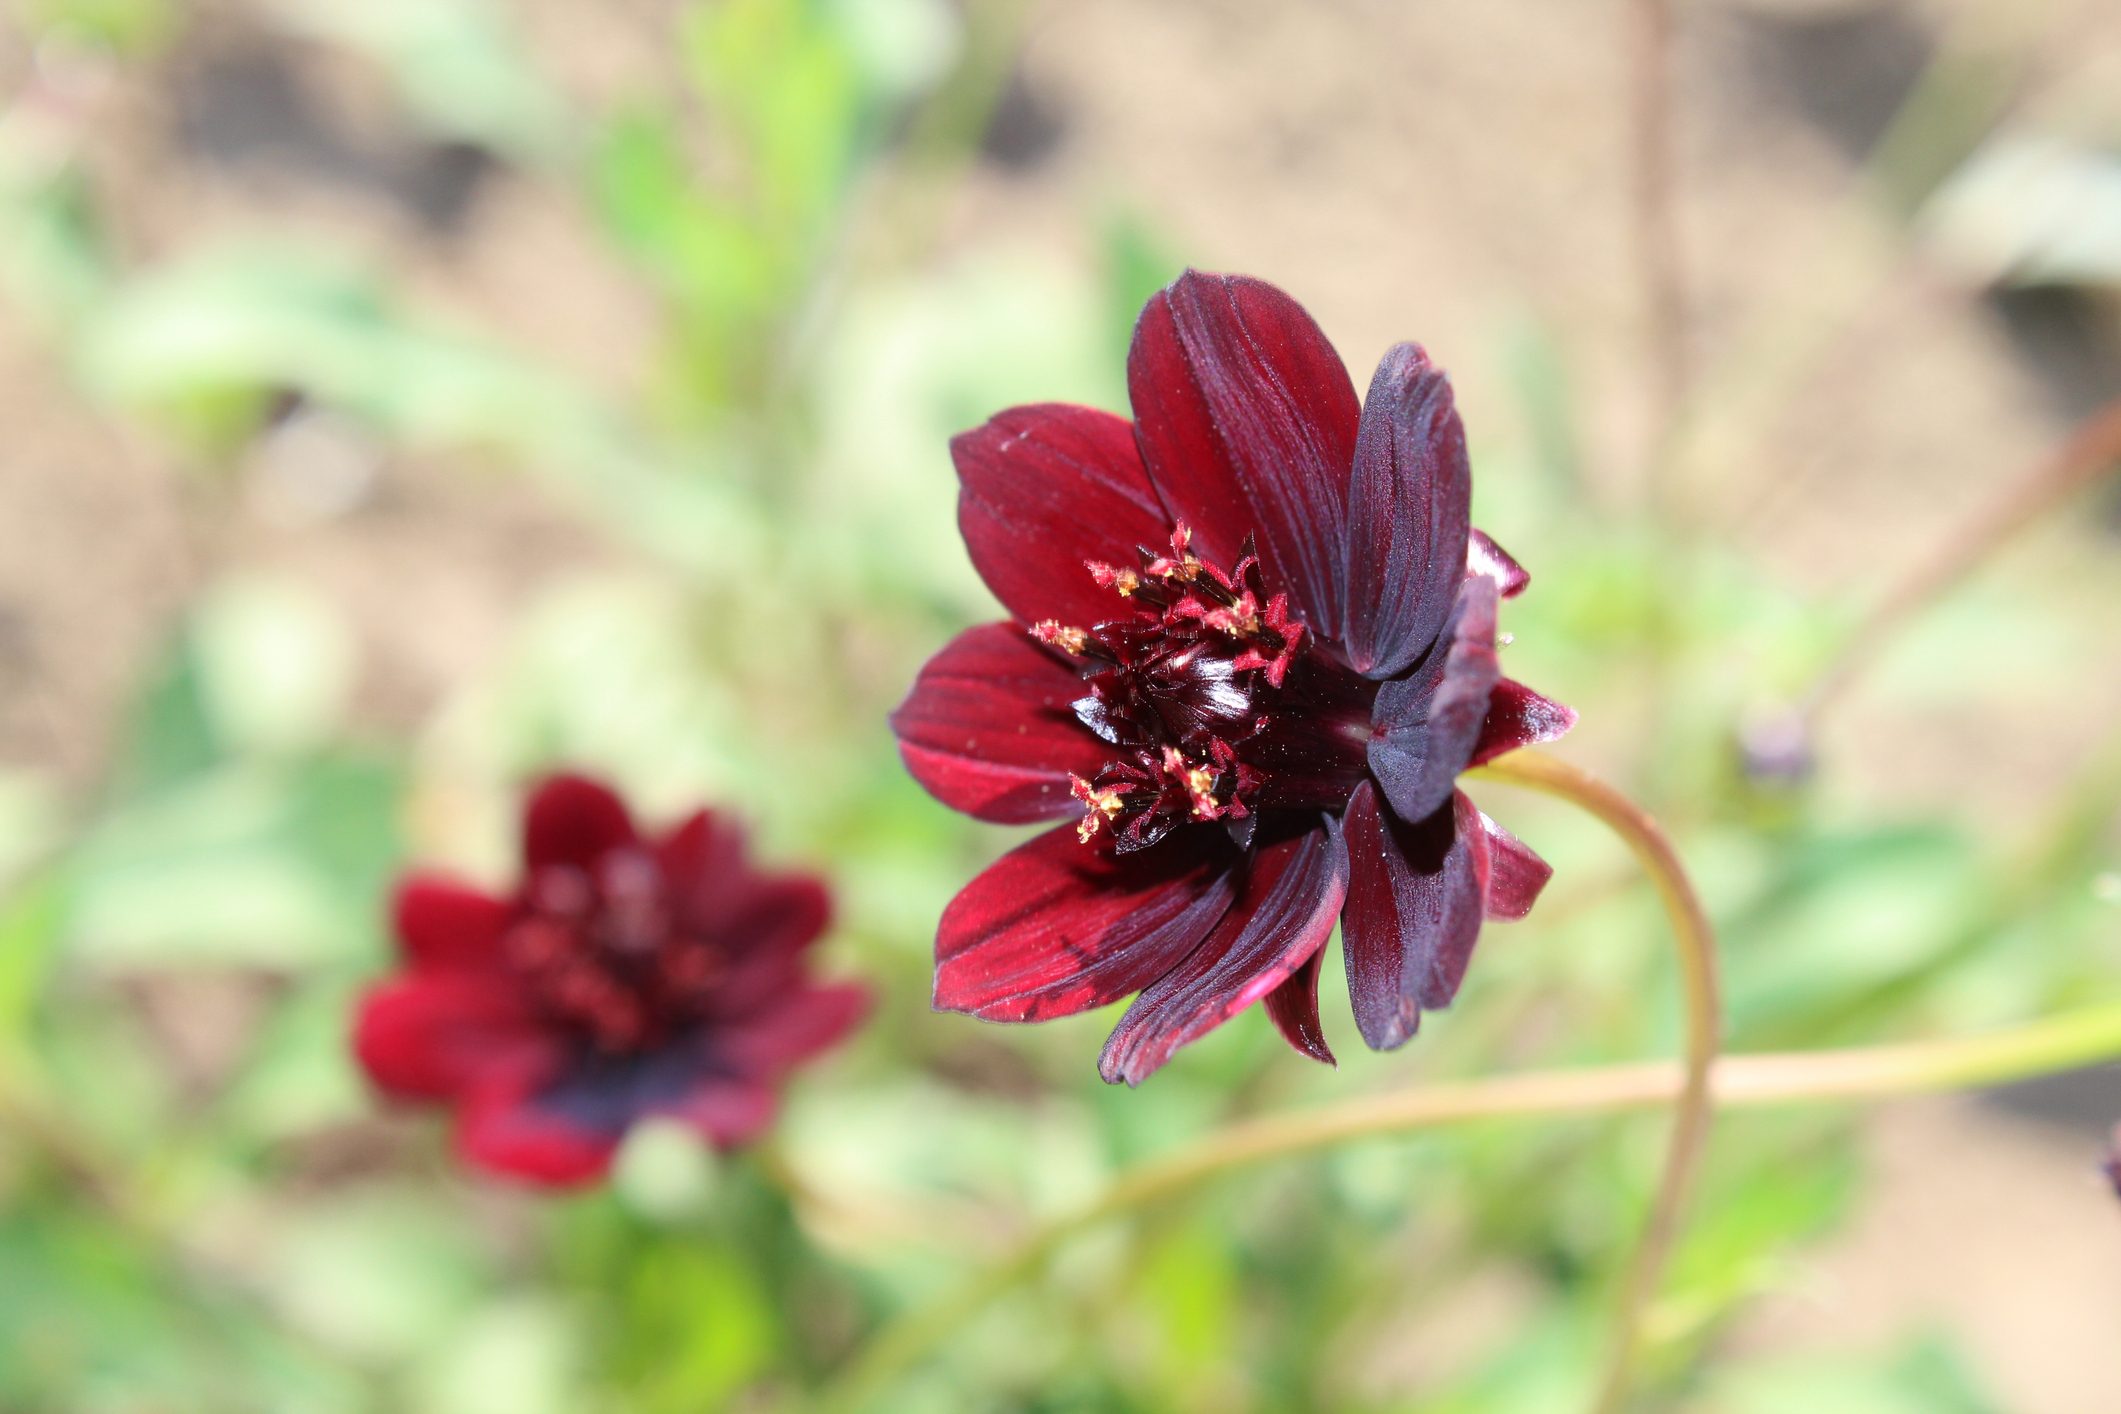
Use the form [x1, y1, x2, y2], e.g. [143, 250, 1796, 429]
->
[1184, 764, 1219, 814]
[1034, 620, 1090, 655]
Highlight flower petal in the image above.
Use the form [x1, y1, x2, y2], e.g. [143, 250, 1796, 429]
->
[1469, 528, 1530, 598]
[1263, 943, 1335, 1067]
[353, 976, 555, 1101]
[891, 623, 1114, 824]
[1367, 574, 1500, 824]
[1470, 678, 1577, 766]
[955, 403, 1172, 627]
[1340, 784, 1490, 1052]
[1128, 270, 1359, 632]
[523, 774, 638, 872]
[1480, 812, 1551, 921]
[935, 823, 1239, 1022]
[393, 874, 511, 972]
[1099, 820, 1349, 1086]
[455, 1087, 620, 1188]
[718, 982, 870, 1075]
[657, 1078, 780, 1150]
[1342, 343, 1472, 679]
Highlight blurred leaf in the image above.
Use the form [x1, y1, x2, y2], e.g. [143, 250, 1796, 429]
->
[270, 0, 568, 159]
[412, 1296, 582, 1414]
[265, 1191, 490, 1362]
[1699, 1332, 2001, 1414]
[18, 0, 174, 55]
[67, 756, 402, 969]
[190, 575, 357, 760]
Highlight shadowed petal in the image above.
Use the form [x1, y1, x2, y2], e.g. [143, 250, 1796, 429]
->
[935, 824, 1240, 1022]
[353, 976, 555, 1101]
[455, 1087, 620, 1188]
[1341, 784, 1491, 1052]
[1128, 270, 1359, 632]
[393, 874, 511, 972]
[891, 623, 1114, 824]
[1468, 528, 1529, 598]
[718, 983, 871, 1075]
[955, 403, 1173, 627]
[1480, 812, 1551, 921]
[1263, 944, 1335, 1066]
[523, 774, 637, 872]
[1368, 574, 1500, 824]
[1470, 678, 1578, 766]
[658, 1078, 780, 1150]
[1342, 343, 1472, 679]
[1100, 820, 1348, 1086]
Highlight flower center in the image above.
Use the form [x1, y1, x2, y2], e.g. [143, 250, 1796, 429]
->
[1037, 524, 1375, 852]
[503, 849, 721, 1053]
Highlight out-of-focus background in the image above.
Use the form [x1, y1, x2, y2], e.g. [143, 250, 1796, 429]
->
[1, 0, 2118, 1409]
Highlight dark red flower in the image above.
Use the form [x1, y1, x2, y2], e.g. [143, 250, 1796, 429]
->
[353, 775, 868, 1187]
[891, 271, 1575, 1084]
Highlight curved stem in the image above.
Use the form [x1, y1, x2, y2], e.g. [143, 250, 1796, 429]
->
[1470, 751, 1721, 1413]
[820, 999, 2121, 1410]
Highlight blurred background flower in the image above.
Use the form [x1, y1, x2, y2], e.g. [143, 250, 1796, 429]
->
[0, 0, 2117, 1410]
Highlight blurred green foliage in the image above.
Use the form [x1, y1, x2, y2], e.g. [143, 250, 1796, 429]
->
[0, 0, 2115, 1411]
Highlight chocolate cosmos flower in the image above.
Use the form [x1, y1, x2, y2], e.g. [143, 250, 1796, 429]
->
[354, 775, 867, 1186]
[892, 271, 1575, 1085]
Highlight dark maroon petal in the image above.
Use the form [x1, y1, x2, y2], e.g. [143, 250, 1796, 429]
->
[1262, 943, 1335, 1066]
[718, 982, 870, 1075]
[656, 1078, 779, 1150]
[1340, 784, 1491, 1052]
[1469, 678, 1577, 766]
[1128, 270, 1359, 632]
[393, 874, 511, 972]
[454, 1087, 620, 1188]
[1480, 812, 1551, 921]
[1342, 343, 1472, 679]
[1468, 528, 1529, 598]
[891, 623, 1114, 825]
[353, 976, 556, 1101]
[523, 774, 638, 872]
[1367, 574, 1500, 824]
[954, 403, 1172, 627]
[934, 823, 1239, 1022]
[1099, 821, 1349, 1086]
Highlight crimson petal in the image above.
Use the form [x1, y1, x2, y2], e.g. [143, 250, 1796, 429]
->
[353, 976, 556, 1101]
[1263, 943, 1335, 1066]
[1342, 343, 1472, 679]
[1341, 784, 1490, 1051]
[1368, 574, 1501, 824]
[1470, 678, 1578, 766]
[935, 823, 1239, 1022]
[1128, 271, 1359, 633]
[656, 1077, 780, 1150]
[955, 403, 1173, 627]
[455, 1087, 620, 1188]
[891, 623, 1114, 824]
[1469, 528, 1530, 598]
[523, 774, 637, 871]
[1099, 820, 1349, 1086]
[718, 982, 870, 1075]
[393, 874, 511, 972]
[1480, 812, 1551, 921]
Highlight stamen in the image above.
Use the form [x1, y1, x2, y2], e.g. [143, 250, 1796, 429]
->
[1032, 620, 1091, 655]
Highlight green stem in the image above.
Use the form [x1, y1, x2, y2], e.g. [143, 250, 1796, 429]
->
[819, 1002, 2121, 1410]
[1470, 752, 1722, 1414]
